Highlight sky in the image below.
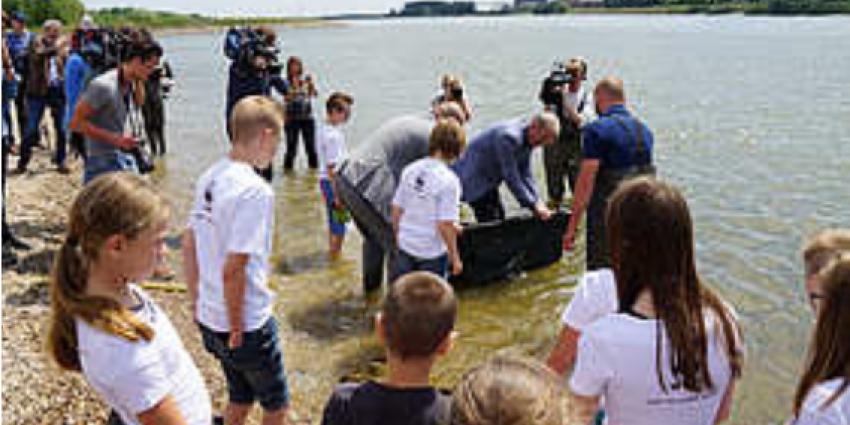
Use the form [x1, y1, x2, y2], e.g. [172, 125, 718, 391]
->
[82, 0, 408, 17]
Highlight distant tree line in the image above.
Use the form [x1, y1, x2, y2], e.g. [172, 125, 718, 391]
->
[3, 0, 85, 27]
[601, 0, 850, 13]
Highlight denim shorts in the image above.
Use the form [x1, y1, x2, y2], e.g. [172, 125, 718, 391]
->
[320, 178, 347, 236]
[84, 152, 138, 184]
[393, 249, 449, 281]
[199, 317, 290, 411]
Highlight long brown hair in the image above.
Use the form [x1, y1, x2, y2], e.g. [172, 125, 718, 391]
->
[286, 55, 303, 82]
[793, 255, 850, 416]
[47, 173, 170, 372]
[606, 177, 743, 393]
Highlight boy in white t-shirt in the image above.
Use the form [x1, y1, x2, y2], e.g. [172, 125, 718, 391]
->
[316, 92, 354, 258]
[391, 119, 466, 280]
[182, 96, 290, 425]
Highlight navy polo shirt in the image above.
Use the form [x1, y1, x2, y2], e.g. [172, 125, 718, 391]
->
[582, 104, 654, 170]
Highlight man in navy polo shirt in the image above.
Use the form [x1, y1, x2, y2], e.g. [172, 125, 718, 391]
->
[563, 76, 655, 270]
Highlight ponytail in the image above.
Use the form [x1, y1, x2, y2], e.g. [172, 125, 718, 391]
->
[47, 239, 89, 371]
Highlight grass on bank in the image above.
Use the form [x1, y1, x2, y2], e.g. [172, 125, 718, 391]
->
[87, 8, 323, 29]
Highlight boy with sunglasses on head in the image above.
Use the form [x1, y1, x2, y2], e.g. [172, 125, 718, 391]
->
[317, 91, 354, 258]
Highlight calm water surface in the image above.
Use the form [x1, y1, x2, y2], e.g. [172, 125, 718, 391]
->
[153, 15, 850, 424]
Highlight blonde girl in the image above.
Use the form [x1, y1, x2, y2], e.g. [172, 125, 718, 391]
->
[791, 254, 850, 424]
[47, 172, 211, 425]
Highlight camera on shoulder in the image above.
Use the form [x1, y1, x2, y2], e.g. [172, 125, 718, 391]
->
[223, 27, 282, 75]
[539, 61, 574, 108]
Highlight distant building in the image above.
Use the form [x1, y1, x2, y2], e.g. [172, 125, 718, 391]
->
[476, 0, 513, 12]
[514, 0, 552, 8]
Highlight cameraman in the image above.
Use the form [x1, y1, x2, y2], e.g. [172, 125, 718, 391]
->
[70, 29, 163, 183]
[540, 57, 594, 208]
[224, 26, 285, 181]
[431, 74, 472, 123]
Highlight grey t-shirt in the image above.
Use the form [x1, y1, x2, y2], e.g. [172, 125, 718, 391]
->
[335, 114, 432, 250]
[81, 69, 129, 158]
[338, 114, 433, 221]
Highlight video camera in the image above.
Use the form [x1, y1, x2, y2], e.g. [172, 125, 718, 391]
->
[76, 28, 132, 74]
[224, 27, 282, 75]
[539, 61, 574, 108]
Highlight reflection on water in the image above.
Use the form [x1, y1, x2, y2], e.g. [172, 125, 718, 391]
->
[156, 15, 850, 424]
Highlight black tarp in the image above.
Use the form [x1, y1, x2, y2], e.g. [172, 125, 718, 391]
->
[450, 210, 570, 285]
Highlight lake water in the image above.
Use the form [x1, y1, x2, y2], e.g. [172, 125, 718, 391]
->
[154, 15, 850, 424]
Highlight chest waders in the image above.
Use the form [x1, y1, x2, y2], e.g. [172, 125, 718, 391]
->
[586, 115, 656, 270]
[543, 92, 588, 205]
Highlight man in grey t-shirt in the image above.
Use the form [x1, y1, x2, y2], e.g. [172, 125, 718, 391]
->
[70, 32, 162, 183]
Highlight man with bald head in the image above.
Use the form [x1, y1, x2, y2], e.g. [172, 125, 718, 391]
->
[563, 76, 655, 270]
[452, 111, 559, 223]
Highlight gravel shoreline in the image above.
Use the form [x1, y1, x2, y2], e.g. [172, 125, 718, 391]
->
[1, 151, 308, 424]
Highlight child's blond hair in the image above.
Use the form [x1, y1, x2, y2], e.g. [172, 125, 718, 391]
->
[802, 229, 850, 277]
[452, 356, 566, 425]
[229, 95, 285, 143]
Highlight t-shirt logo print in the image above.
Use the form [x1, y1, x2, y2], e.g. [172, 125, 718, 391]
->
[414, 173, 428, 198]
[203, 181, 215, 213]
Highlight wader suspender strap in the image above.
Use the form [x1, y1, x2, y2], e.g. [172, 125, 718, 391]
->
[610, 114, 650, 165]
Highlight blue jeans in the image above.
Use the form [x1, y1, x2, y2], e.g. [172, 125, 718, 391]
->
[84, 152, 138, 184]
[17, 87, 66, 170]
[199, 318, 290, 411]
[393, 249, 449, 282]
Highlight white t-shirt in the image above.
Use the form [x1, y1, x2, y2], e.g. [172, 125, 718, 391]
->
[392, 157, 461, 259]
[563, 85, 596, 126]
[792, 378, 850, 425]
[188, 157, 275, 332]
[571, 309, 737, 425]
[77, 286, 212, 425]
[317, 123, 346, 180]
[560, 269, 619, 331]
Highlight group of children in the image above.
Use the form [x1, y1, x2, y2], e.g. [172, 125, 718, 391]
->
[43, 89, 849, 425]
[316, 87, 467, 281]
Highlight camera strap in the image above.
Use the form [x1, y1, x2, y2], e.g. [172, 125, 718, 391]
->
[122, 86, 145, 140]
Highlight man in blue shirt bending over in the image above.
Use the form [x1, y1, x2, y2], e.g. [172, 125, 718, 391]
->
[452, 111, 559, 223]
[563, 76, 655, 270]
